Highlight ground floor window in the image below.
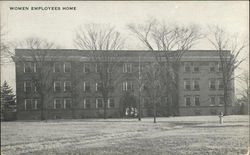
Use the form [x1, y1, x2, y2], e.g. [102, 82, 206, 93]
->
[54, 99, 62, 109]
[24, 99, 39, 110]
[185, 97, 191, 106]
[84, 98, 91, 109]
[64, 99, 72, 109]
[194, 96, 200, 106]
[108, 98, 115, 108]
[96, 98, 103, 108]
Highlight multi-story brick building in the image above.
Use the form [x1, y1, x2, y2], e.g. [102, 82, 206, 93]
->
[13, 49, 236, 120]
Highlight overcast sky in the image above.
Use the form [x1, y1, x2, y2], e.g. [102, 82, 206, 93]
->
[0, 1, 249, 95]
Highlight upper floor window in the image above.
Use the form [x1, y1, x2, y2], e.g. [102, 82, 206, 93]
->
[184, 66, 191, 72]
[24, 99, 39, 110]
[123, 63, 132, 73]
[218, 63, 223, 72]
[184, 80, 191, 90]
[123, 81, 133, 91]
[96, 98, 103, 108]
[185, 97, 191, 106]
[193, 66, 200, 73]
[54, 99, 62, 109]
[210, 65, 215, 72]
[209, 80, 216, 90]
[83, 81, 91, 92]
[54, 81, 61, 92]
[193, 80, 200, 90]
[219, 96, 224, 105]
[24, 62, 36, 73]
[83, 63, 91, 73]
[95, 64, 101, 73]
[24, 81, 32, 93]
[218, 79, 224, 90]
[84, 98, 91, 109]
[54, 62, 60, 73]
[96, 82, 102, 91]
[210, 96, 216, 105]
[64, 62, 71, 73]
[64, 81, 71, 92]
[108, 98, 115, 108]
[64, 98, 71, 109]
[194, 96, 200, 106]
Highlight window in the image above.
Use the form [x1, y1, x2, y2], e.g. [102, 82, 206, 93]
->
[64, 62, 71, 73]
[210, 96, 216, 105]
[184, 66, 191, 72]
[34, 85, 38, 92]
[184, 80, 191, 90]
[54, 99, 61, 109]
[84, 81, 91, 92]
[96, 98, 103, 108]
[209, 80, 216, 90]
[34, 99, 40, 110]
[210, 66, 215, 72]
[54, 81, 61, 92]
[219, 96, 224, 105]
[64, 99, 71, 109]
[84, 99, 91, 109]
[64, 81, 71, 92]
[127, 81, 133, 91]
[24, 99, 38, 110]
[83, 63, 91, 73]
[123, 81, 133, 91]
[24, 81, 32, 93]
[54, 62, 60, 73]
[96, 82, 102, 91]
[123, 63, 132, 73]
[218, 63, 223, 72]
[193, 66, 199, 73]
[193, 80, 200, 90]
[194, 96, 200, 106]
[218, 80, 224, 90]
[95, 64, 101, 73]
[108, 98, 115, 108]
[24, 62, 35, 73]
[185, 97, 191, 106]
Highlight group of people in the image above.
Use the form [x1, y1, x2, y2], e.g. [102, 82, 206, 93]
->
[125, 107, 138, 117]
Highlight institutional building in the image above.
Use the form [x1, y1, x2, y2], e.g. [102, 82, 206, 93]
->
[14, 49, 236, 120]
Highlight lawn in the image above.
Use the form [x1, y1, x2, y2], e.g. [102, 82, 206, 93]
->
[1, 115, 249, 155]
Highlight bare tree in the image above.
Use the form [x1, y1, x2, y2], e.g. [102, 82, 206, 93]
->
[207, 25, 248, 115]
[0, 24, 12, 65]
[74, 24, 125, 119]
[128, 19, 203, 116]
[238, 71, 249, 104]
[143, 62, 163, 123]
[12, 37, 60, 120]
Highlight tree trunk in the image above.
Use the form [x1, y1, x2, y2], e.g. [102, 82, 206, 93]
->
[104, 98, 107, 119]
[40, 93, 45, 121]
[138, 90, 141, 121]
[224, 86, 228, 116]
[153, 100, 156, 123]
[172, 66, 180, 116]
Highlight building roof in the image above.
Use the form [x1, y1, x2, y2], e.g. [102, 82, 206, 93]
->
[13, 49, 231, 62]
[15, 49, 230, 57]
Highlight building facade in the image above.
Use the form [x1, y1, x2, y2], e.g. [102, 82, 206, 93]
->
[14, 49, 236, 120]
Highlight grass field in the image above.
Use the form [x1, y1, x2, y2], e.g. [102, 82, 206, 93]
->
[1, 115, 249, 155]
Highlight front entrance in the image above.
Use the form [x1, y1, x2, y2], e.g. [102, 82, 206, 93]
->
[119, 92, 137, 117]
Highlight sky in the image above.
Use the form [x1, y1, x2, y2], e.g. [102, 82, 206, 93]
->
[0, 1, 249, 96]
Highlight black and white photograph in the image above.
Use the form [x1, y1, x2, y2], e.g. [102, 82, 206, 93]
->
[0, 1, 249, 155]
